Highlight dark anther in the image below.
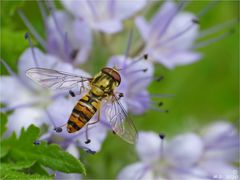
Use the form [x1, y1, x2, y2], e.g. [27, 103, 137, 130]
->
[112, 130, 116, 134]
[119, 93, 124, 98]
[158, 102, 163, 107]
[24, 32, 30, 40]
[33, 140, 41, 145]
[86, 149, 96, 154]
[192, 19, 199, 24]
[165, 110, 169, 113]
[69, 90, 75, 97]
[54, 127, 63, 133]
[159, 134, 165, 140]
[143, 68, 148, 72]
[144, 54, 148, 60]
[85, 139, 91, 144]
[70, 49, 79, 59]
[156, 76, 164, 82]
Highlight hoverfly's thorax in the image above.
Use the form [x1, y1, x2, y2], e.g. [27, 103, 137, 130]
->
[90, 67, 121, 96]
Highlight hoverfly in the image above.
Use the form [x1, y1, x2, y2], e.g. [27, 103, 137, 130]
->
[26, 66, 137, 144]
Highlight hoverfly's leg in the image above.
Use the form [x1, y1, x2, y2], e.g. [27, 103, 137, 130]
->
[79, 76, 87, 95]
[85, 103, 101, 144]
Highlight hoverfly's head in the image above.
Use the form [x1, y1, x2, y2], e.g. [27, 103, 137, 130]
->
[101, 67, 121, 87]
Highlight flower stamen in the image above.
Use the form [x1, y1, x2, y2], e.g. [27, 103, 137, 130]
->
[0, 101, 38, 113]
[25, 32, 39, 67]
[0, 59, 30, 88]
[37, 0, 47, 22]
[192, 29, 234, 49]
[197, 19, 237, 39]
[18, 10, 47, 48]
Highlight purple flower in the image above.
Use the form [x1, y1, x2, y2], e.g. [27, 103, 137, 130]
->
[135, 1, 201, 69]
[107, 55, 154, 115]
[0, 48, 90, 135]
[61, 0, 147, 34]
[19, 2, 92, 65]
[46, 10, 92, 65]
[135, 1, 235, 69]
[118, 121, 239, 180]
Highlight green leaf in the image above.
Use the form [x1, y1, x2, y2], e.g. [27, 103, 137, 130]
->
[1, 125, 86, 175]
[1, 28, 29, 74]
[30, 162, 49, 176]
[0, 113, 7, 136]
[1, 168, 52, 180]
[0, 161, 52, 179]
[1, 161, 35, 170]
[0, 133, 16, 159]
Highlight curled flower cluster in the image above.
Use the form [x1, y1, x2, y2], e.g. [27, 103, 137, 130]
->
[0, 1, 237, 178]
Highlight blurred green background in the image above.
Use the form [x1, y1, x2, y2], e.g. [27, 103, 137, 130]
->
[0, 0, 239, 179]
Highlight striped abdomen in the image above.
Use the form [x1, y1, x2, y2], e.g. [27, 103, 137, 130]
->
[67, 93, 101, 133]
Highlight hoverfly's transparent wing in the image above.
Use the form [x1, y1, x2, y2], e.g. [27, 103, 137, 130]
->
[26, 68, 92, 90]
[106, 95, 137, 144]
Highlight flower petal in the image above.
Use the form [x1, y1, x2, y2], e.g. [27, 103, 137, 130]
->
[46, 11, 92, 64]
[117, 162, 153, 180]
[113, 0, 147, 20]
[76, 119, 109, 152]
[18, 48, 62, 79]
[127, 91, 151, 115]
[201, 121, 239, 162]
[136, 131, 162, 162]
[8, 108, 47, 136]
[93, 20, 122, 34]
[151, 50, 201, 69]
[159, 12, 199, 50]
[135, 16, 150, 41]
[199, 160, 238, 180]
[0, 76, 36, 107]
[62, 0, 146, 34]
[167, 167, 208, 180]
[166, 133, 204, 167]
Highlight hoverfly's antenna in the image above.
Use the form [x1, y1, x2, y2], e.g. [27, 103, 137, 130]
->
[24, 32, 39, 67]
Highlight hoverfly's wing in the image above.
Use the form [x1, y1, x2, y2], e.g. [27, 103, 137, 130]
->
[26, 68, 92, 90]
[106, 95, 137, 144]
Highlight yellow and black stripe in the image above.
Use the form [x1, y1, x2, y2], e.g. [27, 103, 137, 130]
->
[67, 93, 101, 133]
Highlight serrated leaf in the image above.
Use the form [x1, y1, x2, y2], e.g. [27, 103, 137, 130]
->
[1, 161, 35, 170]
[0, 161, 52, 180]
[1, 125, 86, 175]
[0, 133, 16, 158]
[1, 169, 52, 180]
[30, 162, 49, 176]
[0, 113, 7, 136]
